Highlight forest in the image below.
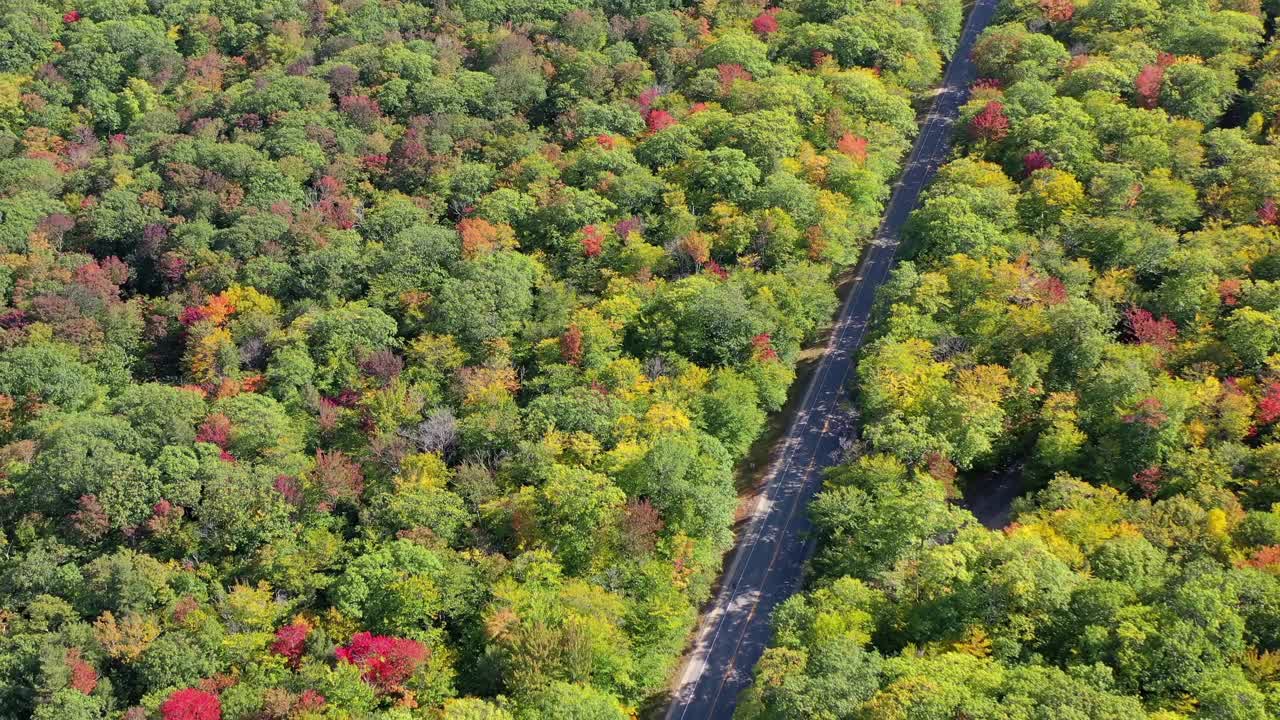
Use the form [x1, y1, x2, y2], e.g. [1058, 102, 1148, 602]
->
[739, 0, 1280, 718]
[0, 0, 968, 718]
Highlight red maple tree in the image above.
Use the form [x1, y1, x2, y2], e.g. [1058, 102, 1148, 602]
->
[1218, 278, 1242, 306]
[969, 101, 1009, 142]
[752, 332, 779, 362]
[1259, 198, 1278, 226]
[70, 494, 110, 540]
[195, 413, 232, 448]
[837, 132, 869, 164]
[636, 86, 661, 111]
[312, 449, 364, 504]
[1034, 276, 1068, 305]
[271, 622, 309, 667]
[161, 688, 222, 720]
[335, 632, 428, 693]
[1132, 466, 1163, 499]
[1023, 150, 1053, 174]
[1245, 545, 1280, 569]
[66, 649, 97, 694]
[561, 325, 584, 366]
[1039, 0, 1075, 22]
[752, 9, 779, 34]
[581, 225, 604, 257]
[1258, 383, 1280, 425]
[1135, 65, 1164, 108]
[1125, 307, 1178, 350]
[646, 109, 675, 132]
[717, 63, 752, 94]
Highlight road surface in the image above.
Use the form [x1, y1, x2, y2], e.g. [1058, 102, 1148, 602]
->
[663, 0, 1001, 717]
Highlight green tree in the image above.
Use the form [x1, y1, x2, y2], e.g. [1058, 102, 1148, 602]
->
[811, 454, 968, 578]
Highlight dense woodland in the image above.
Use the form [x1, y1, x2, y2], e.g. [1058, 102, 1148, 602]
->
[740, 0, 1280, 718]
[0, 0, 970, 718]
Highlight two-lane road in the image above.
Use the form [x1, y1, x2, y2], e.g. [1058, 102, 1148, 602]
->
[664, 0, 1001, 717]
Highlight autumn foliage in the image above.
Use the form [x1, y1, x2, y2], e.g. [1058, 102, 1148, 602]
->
[161, 689, 222, 720]
[1260, 199, 1278, 226]
[581, 225, 604, 257]
[335, 633, 428, 693]
[837, 132, 870, 163]
[752, 9, 780, 35]
[270, 622, 310, 667]
[969, 101, 1009, 141]
[1039, 0, 1075, 22]
[66, 649, 97, 694]
[1135, 64, 1164, 108]
[1125, 307, 1178, 350]
[1023, 151, 1053, 173]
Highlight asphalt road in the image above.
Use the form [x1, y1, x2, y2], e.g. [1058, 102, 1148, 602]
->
[663, 1, 1001, 717]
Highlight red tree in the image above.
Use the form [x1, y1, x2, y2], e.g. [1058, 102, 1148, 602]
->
[1125, 307, 1178, 350]
[1135, 65, 1164, 108]
[581, 225, 604, 257]
[1259, 198, 1278, 226]
[1034, 276, 1067, 305]
[1124, 397, 1169, 428]
[338, 95, 381, 129]
[717, 63, 752, 94]
[752, 332, 779, 362]
[621, 499, 664, 554]
[316, 192, 358, 230]
[312, 449, 364, 504]
[1245, 545, 1280, 569]
[1039, 0, 1075, 22]
[1218, 278, 1242, 306]
[458, 217, 506, 259]
[1023, 150, 1053, 174]
[359, 349, 403, 385]
[924, 452, 959, 487]
[646, 109, 675, 132]
[636, 87, 661, 111]
[969, 101, 1009, 142]
[66, 649, 97, 694]
[1258, 383, 1280, 425]
[1132, 466, 1163, 498]
[273, 475, 304, 505]
[297, 690, 326, 710]
[837, 132, 869, 164]
[752, 9, 779, 34]
[561, 325, 584, 366]
[70, 494, 110, 540]
[614, 216, 641, 239]
[195, 413, 232, 448]
[271, 622, 309, 667]
[145, 499, 183, 535]
[161, 689, 222, 720]
[179, 306, 208, 326]
[335, 633, 428, 693]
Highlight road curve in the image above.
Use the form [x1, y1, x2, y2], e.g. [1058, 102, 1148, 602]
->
[663, 1, 1001, 717]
